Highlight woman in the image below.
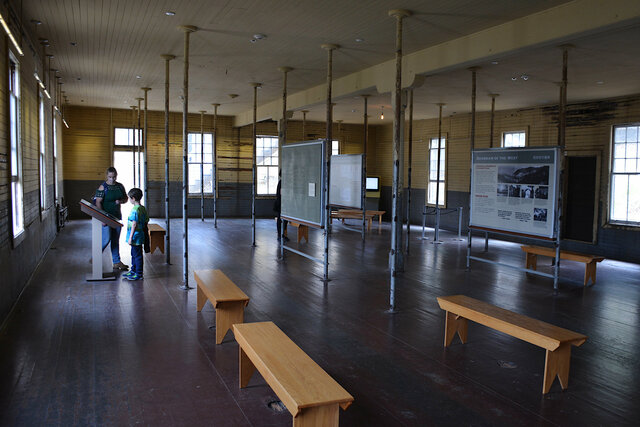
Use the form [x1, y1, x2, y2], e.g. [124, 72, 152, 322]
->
[94, 167, 129, 270]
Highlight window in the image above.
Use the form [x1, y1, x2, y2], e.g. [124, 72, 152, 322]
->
[114, 127, 144, 191]
[256, 136, 278, 195]
[52, 112, 58, 202]
[502, 131, 526, 148]
[427, 137, 446, 207]
[188, 132, 214, 194]
[610, 125, 640, 225]
[9, 53, 23, 238]
[114, 127, 142, 146]
[332, 140, 339, 155]
[39, 91, 47, 211]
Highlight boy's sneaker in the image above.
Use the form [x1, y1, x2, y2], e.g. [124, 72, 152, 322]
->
[122, 271, 134, 278]
[113, 262, 129, 271]
[125, 273, 143, 281]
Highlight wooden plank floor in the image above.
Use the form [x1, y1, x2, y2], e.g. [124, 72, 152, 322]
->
[0, 218, 638, 426]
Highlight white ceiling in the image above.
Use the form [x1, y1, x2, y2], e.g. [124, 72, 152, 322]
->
[19, 0, 640, 123]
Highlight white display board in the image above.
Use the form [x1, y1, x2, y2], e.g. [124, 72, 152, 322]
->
[470, 147, 560, 238]
[329, 154, 363, 209]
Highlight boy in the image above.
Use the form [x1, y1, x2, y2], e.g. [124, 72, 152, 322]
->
[123, 188, 148, 281]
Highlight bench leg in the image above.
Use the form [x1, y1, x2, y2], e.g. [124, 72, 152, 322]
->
[444, 311, 468, 347]
[584, 261, 597, 286]
[543, 343, 572, 394]
[302, 226, 308, 243]
[196, 284, 208, 312]
[525, 253, 537, 270]
[294, 403, 339, 427]
[215, 301, 245, 344]
[239, 347, 256, 388]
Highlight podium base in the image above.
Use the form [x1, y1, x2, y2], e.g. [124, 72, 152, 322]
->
[86, 272, 117, 282]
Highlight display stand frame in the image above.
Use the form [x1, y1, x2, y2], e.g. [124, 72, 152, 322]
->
[80, 199, 124, 282]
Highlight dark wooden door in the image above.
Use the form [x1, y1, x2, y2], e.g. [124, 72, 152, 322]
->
[563, 156, 597, 242]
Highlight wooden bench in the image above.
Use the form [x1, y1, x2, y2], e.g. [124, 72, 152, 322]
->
[285, 221, 309, 243]
[147, 223, 166, 254]
[233, 321, 353, 426]
[521, 245, 605, 286]
[437, 295, 587, 394]
[331, 209, 385, 231]
[194, 269, 250, 344]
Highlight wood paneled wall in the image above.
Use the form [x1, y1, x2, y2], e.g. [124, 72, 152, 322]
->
[62, 107, 374, 186]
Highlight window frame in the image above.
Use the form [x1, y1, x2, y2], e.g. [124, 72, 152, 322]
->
[256, 135, 279, 196]
[501, 130, 527, 148]
[39, 89, 47, 213]
[608, 123, 640, 227]
[426, 136, 447, 208]
[187, 131, 214, 196]
[9, 51, 24, 243]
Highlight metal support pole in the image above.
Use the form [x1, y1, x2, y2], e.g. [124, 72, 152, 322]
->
[142, 87, 151, 205]
[457, 207, 463, 240]
[179, 24, 197, 290]
[278, 67, 292, 250]
[406, 88, 414, 253]
[388, 9, 411, 312]
[251, 82, 261, 247]
[161, 54, 174, 265]
[199, 110, 206, 221]
[136, 97, 143, 189]
[421, 205, 426, 239]
[130, 106, 137, 186]
[212, 103, 220, 228]
[466, 67, 479, 265]
[432, 103, 444, 244]
[484, 232, 489, 252]
[489, 94, 498, 148]
[321, 43, 338, 283]
[558, 45, 570, 149]
[301, 110, 308, 140]
[361, 94, 369, 242]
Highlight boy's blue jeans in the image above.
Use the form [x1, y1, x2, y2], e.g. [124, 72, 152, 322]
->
[130, 245, 143, 276]
[102, 225, 122, 264]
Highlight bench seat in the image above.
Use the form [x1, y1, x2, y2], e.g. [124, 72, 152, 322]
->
[521, 245, 605, 286]
[437, 295, 587, 394]
[195, 269, 249, 344]
[147, 223, 166, 254]
[233, 321, 353, 426]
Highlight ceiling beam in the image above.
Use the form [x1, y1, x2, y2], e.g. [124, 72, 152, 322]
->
[233, 0, 640, 127]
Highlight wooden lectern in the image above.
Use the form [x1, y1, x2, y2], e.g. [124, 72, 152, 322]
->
[79, 199, 124, 281]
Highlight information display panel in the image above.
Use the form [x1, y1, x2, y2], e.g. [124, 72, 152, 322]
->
[281, 140, 326, 227]
[470, 147, 560, 238]
[329, 154, 363, 209]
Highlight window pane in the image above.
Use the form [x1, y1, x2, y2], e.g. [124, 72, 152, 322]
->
[628, 143, 638, 159]
[188, 164, 202, 194]
[626, 159, 636, 173]
[615, 127, 626, 143]
[613, 159, 624, 173]
[203, 164, 213, 193]
[427, 182, 437, 204]
[504, 134, 512, 146]
[203, 153, 213, 164]
[614, 143, 626, 159]
[257, 166, 269, 195]
[629, 174, 640, 222]
[268, 167, 279, 194]
[611, 174, 628, 221]
[627, 126, 638, 143]
[438, 182, 445, 205]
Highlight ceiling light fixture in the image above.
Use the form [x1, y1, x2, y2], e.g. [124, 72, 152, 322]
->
[31, 19, 42, 25]
[136, 75, 142, 79]
[34, 72, 45, 89]
[63, 118, 69, 128]
[491, 60, 499, 65]
[0, 12, 24, 56]
[43, 89, 51, 99]
[521, 74, 529, 81]
[380, 106, 384, 120]
[511, 76, 517, 81]
[355, 38, 364, 43]
[165, 11, 176, 16]
[596, 80, 604, 85]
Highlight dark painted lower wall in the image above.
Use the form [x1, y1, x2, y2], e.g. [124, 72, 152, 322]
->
[0, 208, 57, 327]
[379, 186, 639, 264]
[64, 180, 277, 220]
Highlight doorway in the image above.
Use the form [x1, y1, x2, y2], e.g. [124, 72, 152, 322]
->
[113, 150, 145, 221]
[563, 154, 600, 243]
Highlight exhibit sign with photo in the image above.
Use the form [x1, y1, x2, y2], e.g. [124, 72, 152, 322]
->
[470, 147, 560, 238]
